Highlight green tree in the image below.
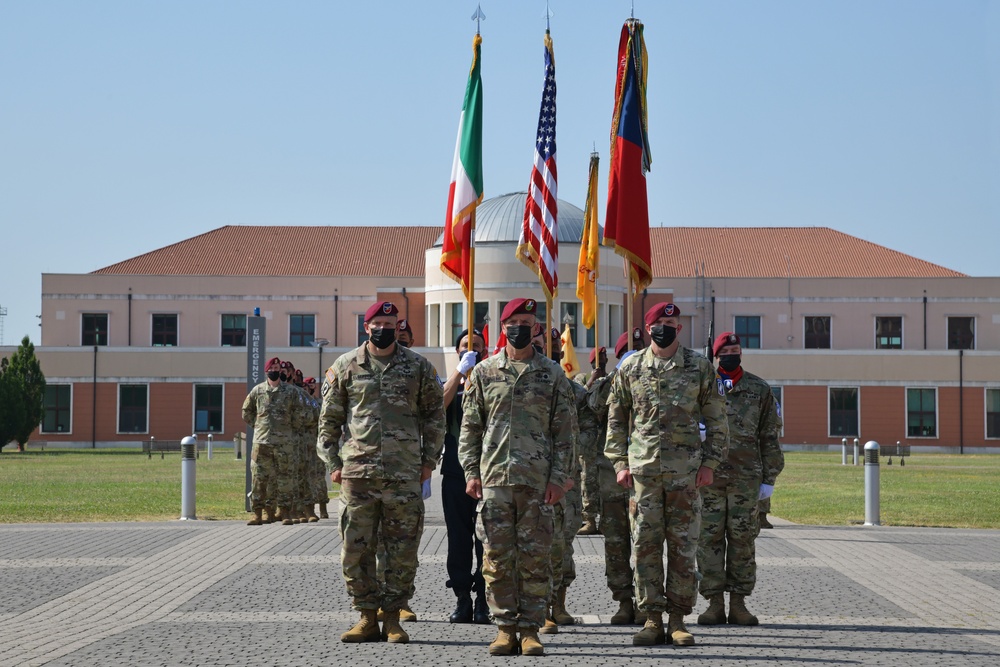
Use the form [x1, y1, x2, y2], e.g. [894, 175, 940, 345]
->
[2, 337, 46, 452]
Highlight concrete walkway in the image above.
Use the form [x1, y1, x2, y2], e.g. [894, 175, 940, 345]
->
[2, 481, 999, 666]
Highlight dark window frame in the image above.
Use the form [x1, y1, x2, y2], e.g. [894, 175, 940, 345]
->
[734, 316, 762, 349]
[221, 314, 247, 347]
[875, 316, 902, 350]
[82, 313, 109, 346]
[118, 384, 149, 434]
[947, 317, 975, 350]
[194, 384, 223, 433]
[289, 314, 316, 347]
[804, 316, 831, 349]
[907, 387, 937, 438]
[152, 314, 178, 347]
[41, 384, 72, 434]
[829, 387, 860, 437]
[986, 388, 1000, 439]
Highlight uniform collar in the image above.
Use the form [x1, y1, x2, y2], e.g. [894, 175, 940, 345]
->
[641, 345, 684, 369]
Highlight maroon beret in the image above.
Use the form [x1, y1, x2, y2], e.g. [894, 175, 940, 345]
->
[713, 332, 741, 356]
[365, 301, 399, 323]
[396, 319, 413, 335]
[265, 357, 281, 372]
[615, 328, 645, 359]
[304, 377, 316, 385]
[589, 346, 607, 364]
[500, 298, 538, 322]
[644, 302, 681, 327]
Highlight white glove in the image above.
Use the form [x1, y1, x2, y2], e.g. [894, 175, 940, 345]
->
[422, 479, 432, 499]
[758, 484, 774, 500]
[457, 351, 478, 376]
[699, 423, 707, 443]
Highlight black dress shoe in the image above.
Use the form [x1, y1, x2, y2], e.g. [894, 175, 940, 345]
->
[473, 594, 490, 624]
[450, 593, 474, 623]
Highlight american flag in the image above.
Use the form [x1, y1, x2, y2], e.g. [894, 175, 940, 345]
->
[517, 33, 558, 300]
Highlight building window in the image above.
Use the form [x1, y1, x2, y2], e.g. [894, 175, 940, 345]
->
[734, 316, 761, 349]
[221, 314, 247, 347]
[152, 314, 178, 347]
[947, 317, 975, 350]
[560, 302, 580, 346]
[427, 304, 441, 347]
[449, 303, 464, 347]
[987, 389, 1000, 439]
[608, 304, 623, 351]
[907, 388, 937, 438]
[41, 385, 72, 434]
[474, 302, 489, 332]
[875, 316, 902, 350]
[194, 384, 223, 433]
[804, 316, 831, 349]
[290, 314, 316, 347]
[82, 313, 108, 346]
[829, 387, 859, 437]
[769, 385, 784, 437]
[118, 384, 148, 434]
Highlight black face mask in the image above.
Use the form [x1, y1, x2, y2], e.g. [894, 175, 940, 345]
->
[398, 339, 411, 348]
[266, 370, 280, 382]
[369, 327, 396, 350]
[506, 324, 533, 350]
[279, 372, 288, 382]
[719, 354, 741, 373]
[649, 325, 677, 348]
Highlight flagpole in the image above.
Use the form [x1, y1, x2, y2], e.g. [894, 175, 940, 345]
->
[545, 295, 553, 358]
[626, 261, 634, 351]
[468, 212, 476, 339]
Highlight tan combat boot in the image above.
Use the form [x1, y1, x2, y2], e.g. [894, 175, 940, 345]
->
[552, 587, 575, 625]
[399, 605, 417, 622]
[263, 507, 277, 524]
[247, 509, 263, 526]
[488, 625, 518, 656]
[577, 517, 599, 535]
[632, 612, 665, 646]
[538, 613, 558, 635]
[520, 628, 545, 656]
[610, 598, 635, 625]
[667, 613, 695, 646]
[319, 502, 329, 519]
[280, 507, 294, 526]
[307, 507, 320, 523]
[381, 609, 409, 643]
[728, 594, 759, 626]
[340, 609, 380, 643]
[697, 594, 726, 625]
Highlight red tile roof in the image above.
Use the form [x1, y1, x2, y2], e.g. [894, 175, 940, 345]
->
[650, 227, 964, 278]
[93, 225, 442, 277]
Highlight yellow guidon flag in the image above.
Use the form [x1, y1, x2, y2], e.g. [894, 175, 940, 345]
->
[576, 152, 600, 328]
[560, 324, 581, 379]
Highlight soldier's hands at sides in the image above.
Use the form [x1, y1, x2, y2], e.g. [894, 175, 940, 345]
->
[457, 351, 478, 376]
[587, 367, 606, 389]
[420, 465, 433, 483]
[330, 469, 343, 484]
[544, 482, 565, 505]
[616, 469, 633, 489]
[695, 466, 714, 488]
[466, 478, 483, 499]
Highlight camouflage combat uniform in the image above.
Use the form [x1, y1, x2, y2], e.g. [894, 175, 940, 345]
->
[605, 346, 729, 616]
[459, 350, 577, 630]
[588, 372, 634, 602]
[242, 381, 309, 511]
[294, 386, 322, 515]
[573, 373, 602, 529]
[317, 343, 445, 612]
[698, 370, 783, 598]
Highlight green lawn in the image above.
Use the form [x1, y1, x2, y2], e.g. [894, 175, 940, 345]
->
[1, 449, 999, 527]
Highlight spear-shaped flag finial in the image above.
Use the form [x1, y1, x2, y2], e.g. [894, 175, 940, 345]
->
[472, 4, 486, 35]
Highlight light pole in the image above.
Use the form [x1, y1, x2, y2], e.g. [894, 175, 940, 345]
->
[311, 338, 330, 378]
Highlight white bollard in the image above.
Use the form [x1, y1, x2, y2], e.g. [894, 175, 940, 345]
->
[853, 438, 860, 466]
[180, 436, 197, 520]
[842, 438, 848, 465]
[864, 441, 880, 526]
[207, 433, 213, 460]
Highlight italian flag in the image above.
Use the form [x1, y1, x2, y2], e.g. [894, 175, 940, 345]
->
[441, 34, 485, 299]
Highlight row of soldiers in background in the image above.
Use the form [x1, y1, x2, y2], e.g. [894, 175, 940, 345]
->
[241, 357, 328, 525]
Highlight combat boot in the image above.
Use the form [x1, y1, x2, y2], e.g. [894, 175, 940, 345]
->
[728, 594, 759, 626]
[399, 605, 417, 622]
[667, 613, 695, 646]
[610, 598, 635, 625]
[538, 614, 558, 634]
[319, 502, 329, 519]
[263, 507, 277, 524]
[280, 507, 294, 526]
[577, 517, 599, 535]
[634, 607, 648, 625]
[552, 587, 575, 625]
[340, 609, 380, 643]
[247, 509, 263, 526]
[520, 628, 544, 656]
[697, 594, 726, 625]
[381, 609, 409, 643]
[449, 591, 473, 623]
[632, 612, 664, 646]
[488, 625, 518, 656]
[473, 594, 490, 624]
[759, 513, 774, 529]
[307, 507, 320, 523]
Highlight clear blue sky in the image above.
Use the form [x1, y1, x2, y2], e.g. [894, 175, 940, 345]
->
[2, 1, 998, 345]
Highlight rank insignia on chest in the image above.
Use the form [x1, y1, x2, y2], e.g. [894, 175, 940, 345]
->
[716, 377, 726, 396]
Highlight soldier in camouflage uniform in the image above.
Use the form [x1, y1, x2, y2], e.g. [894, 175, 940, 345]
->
[606, 303, 729, 647]
[697, 333, 784, 626]
[317, 301, 445, 645]
[459, 298, 578, 657]
[577, 345, 608, 536]
[299, 378, 325, 522]
[587, 328, 646, 624]
[242, 357, 309, 526]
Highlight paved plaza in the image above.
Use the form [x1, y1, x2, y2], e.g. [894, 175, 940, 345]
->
[2, 480, 999, 666]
